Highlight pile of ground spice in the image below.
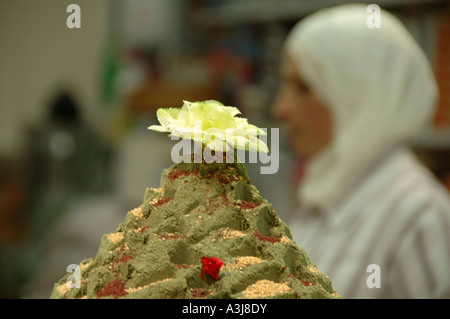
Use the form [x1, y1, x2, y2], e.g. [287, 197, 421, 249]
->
[50, 160, 341, 299]
[241, 280, 291, 298]
[228, 256, 263, 269]
[106, 232, 123, 244]
[221, 228, 245, 239]
[96, 279, 128, 299]
[254, 229, 281, 243]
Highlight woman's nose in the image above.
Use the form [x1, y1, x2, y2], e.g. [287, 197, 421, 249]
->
[271, 90, 291, 123]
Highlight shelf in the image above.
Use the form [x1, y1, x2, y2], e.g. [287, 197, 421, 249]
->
[126, 81, 222, 114]
[191, 0, 446, 27]
[411, 127, 450, 149]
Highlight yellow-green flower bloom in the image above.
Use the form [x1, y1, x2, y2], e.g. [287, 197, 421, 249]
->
[148, 100, 268, 153]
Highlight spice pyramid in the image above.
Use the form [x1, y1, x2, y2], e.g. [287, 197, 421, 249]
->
[50, 160, 341, 299]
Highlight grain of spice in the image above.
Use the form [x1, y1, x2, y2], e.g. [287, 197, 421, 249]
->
[129, 207, 143, 218]
[56, 282, 71, 296]
[107, 232, 123, 244]
[80, 261, 91, 271]
[154, 197, 172, 207]
[222, 228, 245, 239]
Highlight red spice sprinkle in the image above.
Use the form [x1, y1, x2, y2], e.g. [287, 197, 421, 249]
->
[191, 170, 200, 177]
[173, 264, 192, 269]
[154, 197, 173, 207]
[235, 201, 259, 209]
[300, 280, 316, 287]
[288, 274, 316, 286]
[137, 225, 150, 234]
[168, 166, 239, 185]
[96, 279, 128, 299]
[190, 288, 213, 298]
[168, 169, 191, 180]
[205, 194, 229, 215]
[215, 173, 230, 185]
[254, 230, 281, 243]
[114, 244, 132, 253]
[159, 234, 187, 240]
[113, 255, 133, 264]
[200, 257, 224, 281]
[215, 172, 240, 185]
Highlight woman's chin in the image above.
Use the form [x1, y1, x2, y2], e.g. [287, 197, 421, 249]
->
[292, 142, 326, 161]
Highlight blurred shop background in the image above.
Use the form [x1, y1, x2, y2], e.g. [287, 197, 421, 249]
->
[0, 0, 449, 298]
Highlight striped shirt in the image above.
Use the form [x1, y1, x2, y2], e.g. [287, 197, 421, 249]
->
[288, 146, 450, 298]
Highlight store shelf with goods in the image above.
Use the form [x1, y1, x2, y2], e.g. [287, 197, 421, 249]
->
[189, 0, 447, 27]
[412, 127, 450, 150]
[126, 81, 222, 114]
[188, 0, 450, 148]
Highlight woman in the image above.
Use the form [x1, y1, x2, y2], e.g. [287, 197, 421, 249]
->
[272, 4, 450, 298]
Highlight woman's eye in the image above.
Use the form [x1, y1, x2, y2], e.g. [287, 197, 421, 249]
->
[297, 83, 310, 94]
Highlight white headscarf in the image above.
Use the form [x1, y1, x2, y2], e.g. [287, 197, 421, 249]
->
[285, 4, 438, 210]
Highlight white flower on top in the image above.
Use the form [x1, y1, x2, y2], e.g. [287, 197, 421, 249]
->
[148, 100, 268, 153]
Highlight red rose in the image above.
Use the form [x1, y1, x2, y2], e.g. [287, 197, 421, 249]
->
[200, 257, 224, 281]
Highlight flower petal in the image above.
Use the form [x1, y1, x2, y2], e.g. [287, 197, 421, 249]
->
[234, 117, 249, 130]
[227, 135, 269, 153]
[205, 138, 230, 152]
[202, 101, 235, 130]
[156, 108, 180, 127]
[224, 106, 241, 117]
[148, 125, 170, 133]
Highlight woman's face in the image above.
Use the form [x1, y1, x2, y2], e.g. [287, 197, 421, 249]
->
[272, 54, 333, 158]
